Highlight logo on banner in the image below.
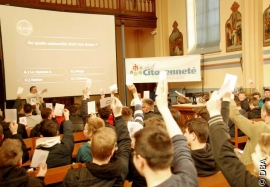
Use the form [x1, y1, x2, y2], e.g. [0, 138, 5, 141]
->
[130, 64, 144, 76]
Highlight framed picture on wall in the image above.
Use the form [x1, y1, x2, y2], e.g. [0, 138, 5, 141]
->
[264, 5, 270, 47]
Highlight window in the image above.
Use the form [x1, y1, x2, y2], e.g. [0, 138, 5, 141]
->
[186, 0, 221, 54]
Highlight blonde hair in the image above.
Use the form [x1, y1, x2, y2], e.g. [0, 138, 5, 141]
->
[0, 139, 22, 168]
[258, 133, 270, 156]
[86, 117, 105, 134]
[142, 99, 154, 111]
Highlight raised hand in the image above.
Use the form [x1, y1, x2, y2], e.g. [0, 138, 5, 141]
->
[9, 121, 18, 135]
[206, 91, 221, 117]
[111, 97, 123, 118]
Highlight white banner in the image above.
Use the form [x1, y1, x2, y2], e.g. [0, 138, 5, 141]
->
[125, 55, 201, 83]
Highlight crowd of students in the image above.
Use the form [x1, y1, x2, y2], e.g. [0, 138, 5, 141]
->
[0, 83, 270, 187]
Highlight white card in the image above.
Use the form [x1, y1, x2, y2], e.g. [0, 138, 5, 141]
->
[4, 109, 17, 122]
[218, 74, 238, 99]
[100, 97, 113, 108]
[30, 149, 49, 168]
[143, 91, 150, 99]
[248, 79, 253, 84]
[46, 103, 53, 109]
[109, 84, 118, 92]
[159, 71, 167, 81]
[127, 122, 143, 137]
[30, 98, 37, 105]
[126, 74, 134, 86]
[85, 78, 92, 89]
[17, 87, 24, 94]
[19, 117, 27, 125]
[100, 88, 105, 95]
[87, 101, 96, 114]
[53, 103, 65, 116]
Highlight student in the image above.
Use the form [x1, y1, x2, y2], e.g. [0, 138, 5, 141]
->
[229, 98, 270, 164]
[248, 97, 261, 119]
[24, 103, 42, 129]
[132, 79, 197, 186]
[194, 107, 210, 121]
[184, 118, 219, 177]
[141, 98, 162, 120]
[36, 109, 74, 168]
[170, 109, 184, 133]
[63, 97, 131, 187]
[238, 91, 250, 112]
[76, 117, 104, 163]
[121, 106, 133, 124]
[263, 89, 270, 103]
[252, 92, 264, 108]
[207, 91, 270, 186]
[0, 139, 47, 187]
[98, 105, 115, 130]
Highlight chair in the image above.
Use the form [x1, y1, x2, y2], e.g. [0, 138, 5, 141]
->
[230, 125, 249, 148]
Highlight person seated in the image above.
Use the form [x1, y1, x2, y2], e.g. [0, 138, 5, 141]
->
[13, 94, 26, 122]
[199, 92, 210, 104]
[142, 98, 162, 120]
[229, 96, 270, 164]
[170, 109, 184, 133]
[252, 92, 264, 108]
[238, 91, 250, 112]
[183, 118, 219, 177]
[194, 107, 210, 121]
[76, 117, 104, 163]
[121, 106, 133, 124]
[248, 97, 261, 119]
[0, 139, 47, 187]
[1, 118, 28, 139]
[30, 107, 58, 138]
[263, 88, 270, 103]
[63, 97, 131, 186]
[24, 103, 42, 129]
[132, 80, 197, 186]
[52, 99, 65, 126]
[207, 91, 270, 186]
[69, 105, 84, 132]
[144, 116, 166, 129]
[98, 105, 115, 130]
[177, 95, 191, 104]
[36, 109, 74, 168]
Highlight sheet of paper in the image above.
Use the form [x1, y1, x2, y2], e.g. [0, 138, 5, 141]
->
[53, 103, 64, 116]
[218, 74, 238, 99]
[109, 84, 118, 92]
[237, 149, 243, 154]
[85, 78, 92, 89]
[126, 74, 134, 86]
[46, 103, 53, 109]
[100, 97, 113, 108]
[30, 98, 37, 105]
[159, 71, 167, 81]
[87, 101, 96, 114]
[30, 149, 49, 168]
[4, 109, 17, 122]
[127, 122, 143, 137]
[19, 117, 27, 125]
[143, 91, 150, 99]
[17, 87, 24, 94]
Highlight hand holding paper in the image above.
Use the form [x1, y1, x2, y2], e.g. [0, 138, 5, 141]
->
[206, 91, 221, 117]
[30, 149, 49, 168]
[156, 71, 167, 96]
[17, 87, 24, 95]
[217, 74, 237, 99]
[111, 97, 123, 118]
[37, 163, 48, 177]
[9, 121, 18, 135]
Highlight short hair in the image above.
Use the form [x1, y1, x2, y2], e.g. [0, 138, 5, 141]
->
[249, 97, 259, 107]
[29, 86, 36, 92]
[170, 109, 184, 132]
[24, 103, 33, 113]
[177, 96, 186, 104]
[202, 93, 210, 102]
[41, 108, 53, 119]
[86, 117, 105, 134]
[185, 118, 209, 143]
[252, 92, 261, 98]
[91, 127, 116, 161]
[98, 106, 111, 120]
[239, 91, 246, 96]
[0, 139, 22, 168]
[134, 126, 173, 171]
[265, 89, 270, 92]
[194, 107, 210, 121]
[121, 107, 133, 123]
[265, 98, 270, 103]
[69, 105, 78, 114]
[52, 99, 60, 107]
[234, 96, 241, 107]
[144, 117, 166, 130]
[142, 99, 154, 111]
[39, 119, 58, 137]
[262, 101, 270, 116]
[258, 133, 270, 156]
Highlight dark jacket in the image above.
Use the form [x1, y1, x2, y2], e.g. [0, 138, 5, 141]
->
[143, 111, 162, 121]
[248, 107, 261, 119]
[1, 122, 28, 139]
[69, 114, 84, 132]
[209, 115, 270, 187]
[30, 118, 59, 138]
[191, 143, 219, 177]
[37, 120, 74, 168]
[228, 109, 247, 137]
[241, 98, 250, 112]
[0, 166, 45, 187]
[62, 115, 131, 187]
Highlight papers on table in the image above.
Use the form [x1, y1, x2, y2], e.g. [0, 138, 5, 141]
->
[53, 103, 65, 116]
[17, 87, 24, 94]
[46, 103, 53, 109]
[109, 84, 118, 92]
[127, 122, 143, 137]
[143, 91, 150, 99]
[30, 149, 49, 168]
[87, 101, 96, 114]
[4, 109, 17, 122]
[19, 117, 27, 125]
[100, 97, 113, 108]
